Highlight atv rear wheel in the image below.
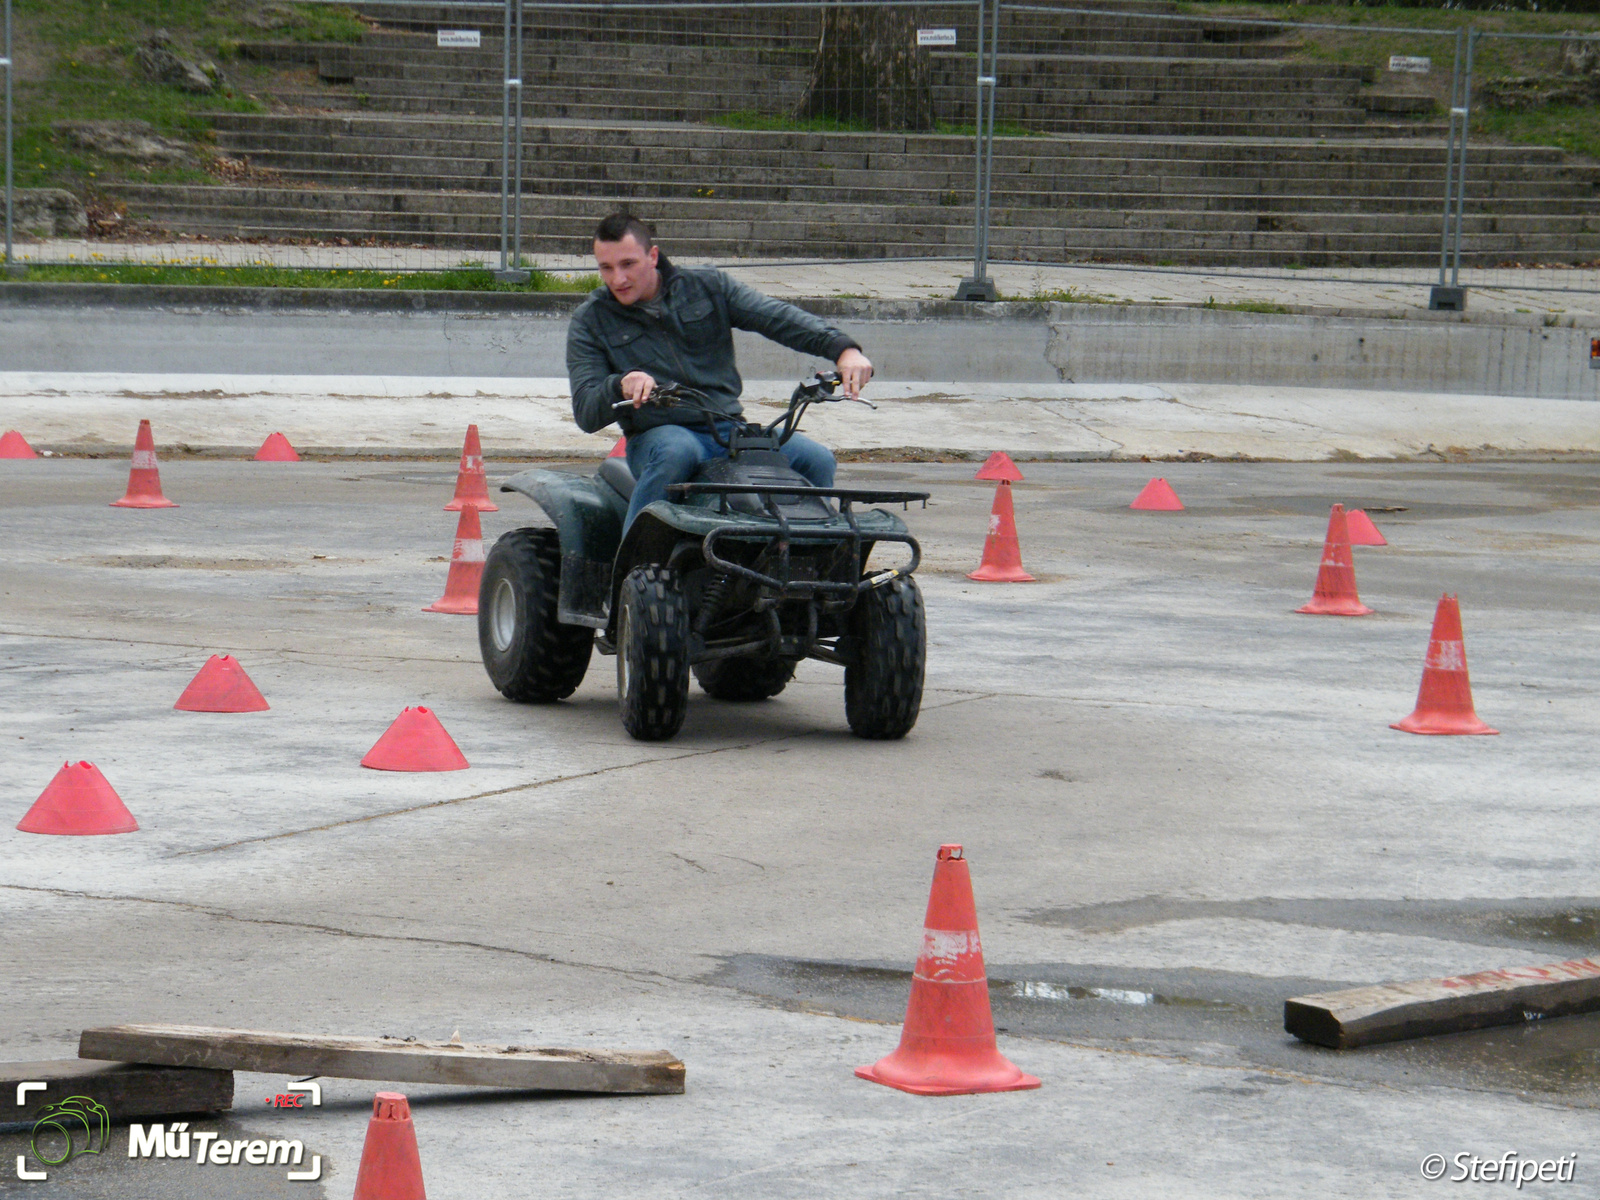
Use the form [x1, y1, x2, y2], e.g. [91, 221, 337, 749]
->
[617, 565, 691, 740]
[844, 575, 925, 740]
[479, 528, 595, 702]
[693, 655, 795, 701]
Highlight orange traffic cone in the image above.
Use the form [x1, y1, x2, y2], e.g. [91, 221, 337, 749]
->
[17, 762, 139, 835]
[444, 424, 498, 512]
[423, 507, 485, 615]
[253, 432, 301, 462]
[1130, 478, 1184, 511]
[608, 436, 627, 459]
[0, 430, 39, 459]
[1391, 594, 1498, 736]
[174, 655, 269, 712]
[352, 1092, 427, 1200]
[967, 455, 1032, 582]
[857, 845, 1039, 1095]
[362, 707, 468, 772]
[1346, 508, 1387, 546]
[111, 419, 177, 508]
[1296, 504, 1372, 616]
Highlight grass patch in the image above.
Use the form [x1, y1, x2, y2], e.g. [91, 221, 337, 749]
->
[10, 2, 367, 194]
[1177, 2, 1600, 158]
[999, 286, 1118, 303]
[7, 264, 602, 292]
[1202, 296, 1293, 313]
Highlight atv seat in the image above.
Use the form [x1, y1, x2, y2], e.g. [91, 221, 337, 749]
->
[599, 455, 635, 501]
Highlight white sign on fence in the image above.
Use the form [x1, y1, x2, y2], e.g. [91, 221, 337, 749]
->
[438, 30, 482, 49]
[1388, 55, 1431, 74]
[917, 29, 958, 46]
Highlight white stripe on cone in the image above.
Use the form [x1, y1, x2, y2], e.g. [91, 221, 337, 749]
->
[452, 539, 485, 563]
[131, 450, 157, 469]
[1425, 640, 1466, 671]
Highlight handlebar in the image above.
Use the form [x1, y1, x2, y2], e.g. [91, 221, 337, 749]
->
[610, 372, 872, 446]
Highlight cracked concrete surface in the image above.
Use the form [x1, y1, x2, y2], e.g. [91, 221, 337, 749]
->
[3, 459, 1600, 1198]
[5, 372, 1600, 463]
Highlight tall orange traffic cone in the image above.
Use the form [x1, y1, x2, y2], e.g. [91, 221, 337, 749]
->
[111, 419, 177, 508]
[362, 707, 468, 772]
[0, 430, 39, 459]
[352, 1092, 427, 1200]
[1296, 504, 1371, 616]
[423, 507, 485, 614]
[608, 436, 627, 459]
[1346, 508, 1387, 546]
[444, 424, 497, 512]
[253, 432, 301, 462]
[1130, 478, 1184, 511]
[174, 655, 270, 712]
[1392, 594, 1498, 736]
[856, 844, 1040, 1096]
[968, 482, 1034, 582]
[17, 762, 139, 835]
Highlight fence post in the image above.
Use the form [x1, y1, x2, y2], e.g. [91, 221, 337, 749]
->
[495, 0, 529, 282]
[1451, 27, 1479, 290]
[956, 0, 997, 300]
[1430, 25, 1468, 310]
[3, 0, 13, 275]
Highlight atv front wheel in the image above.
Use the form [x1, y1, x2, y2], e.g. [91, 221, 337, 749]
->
[844, 575, 926, 740]
[617, 565, 690, 740]
[693, 656, 795, 701]
[478, 528, 594, 702]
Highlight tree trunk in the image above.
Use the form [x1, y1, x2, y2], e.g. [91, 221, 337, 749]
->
[797, 6, 937, 132]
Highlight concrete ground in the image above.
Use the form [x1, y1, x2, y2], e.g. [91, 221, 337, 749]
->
[12, 239, 1599, 318]
[2, 455, 1599, 1198]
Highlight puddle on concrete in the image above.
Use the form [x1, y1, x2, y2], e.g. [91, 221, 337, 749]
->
[713, 938, 1600, 1105]
[1022, 896, 1600, 957]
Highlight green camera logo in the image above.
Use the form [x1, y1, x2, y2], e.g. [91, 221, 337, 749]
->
[30, 1096, 110, 1166]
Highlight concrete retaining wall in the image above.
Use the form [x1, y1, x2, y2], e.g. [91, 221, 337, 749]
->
[0, 285, 1593, 400]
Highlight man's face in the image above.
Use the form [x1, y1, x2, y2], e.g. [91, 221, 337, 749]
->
[594, 234, 660, 306]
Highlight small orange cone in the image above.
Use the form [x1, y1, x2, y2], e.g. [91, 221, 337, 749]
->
[444, 424, 498, 512]
[253, 432, 301, 462]
[362, 706, 468, 772]
[1296, 504, 1372, 616]
[968, 455, 1033, 583]
[423, 507, 486, 615]
[352, 1092, 427, 1200]
[111, 419, 177, 508]
[1392, 594, 1498, 736]
[17, 762, 139, 835]
[857, 845, 1039, 1095]
[1130, 478, 1184, 511]
[1346, 508, 1387, 546]
[0, 430, 39, 459]
[974, 451, 1023, 483]
[608, 436, 628, 459]
[174, 655, 270, 712]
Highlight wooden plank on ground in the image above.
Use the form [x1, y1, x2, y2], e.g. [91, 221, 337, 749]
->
[2, 1059, 233, 1121]
[79, 1025, 685, 1095]
[1285, 957, 1600, 1049]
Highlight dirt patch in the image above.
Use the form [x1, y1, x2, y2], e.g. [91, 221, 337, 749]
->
[73, 554, 295, 570]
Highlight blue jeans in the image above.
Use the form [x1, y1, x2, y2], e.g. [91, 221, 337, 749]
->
[624, 421, 836, 532]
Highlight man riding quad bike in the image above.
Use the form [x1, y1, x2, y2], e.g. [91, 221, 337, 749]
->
[478, 372, 929, 741]
[475, 210, 927, 741]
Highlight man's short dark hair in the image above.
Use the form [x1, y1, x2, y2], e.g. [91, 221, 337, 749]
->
[595, 211, 654, 249]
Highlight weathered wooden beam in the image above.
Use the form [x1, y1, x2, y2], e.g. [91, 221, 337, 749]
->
[2, 1059, 233, 1122]
[79, 1025, 685, 1095]
[1285, 957, 1600, 1049]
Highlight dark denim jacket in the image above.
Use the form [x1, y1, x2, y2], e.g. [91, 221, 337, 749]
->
[566, 257, 860, 436]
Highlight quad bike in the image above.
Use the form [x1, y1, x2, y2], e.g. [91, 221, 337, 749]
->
[478, 372, 929, 741]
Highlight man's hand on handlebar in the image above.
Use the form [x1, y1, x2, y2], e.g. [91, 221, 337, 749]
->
[835, 348, 873, 400]
[619, 370, 658, 408]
